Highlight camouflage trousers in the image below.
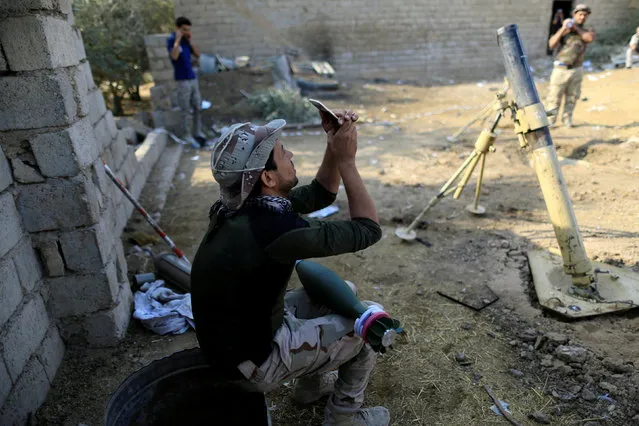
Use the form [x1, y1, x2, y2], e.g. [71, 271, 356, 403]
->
[545, 66, 584, 122]
[237, 286, 380, 415]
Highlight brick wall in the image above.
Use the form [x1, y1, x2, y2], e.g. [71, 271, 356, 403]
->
[170, 0, 633, 83]
[0, 0, 165, 422]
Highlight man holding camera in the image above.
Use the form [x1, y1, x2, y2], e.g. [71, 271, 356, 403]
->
[167, 17, 206, 147]
[545, 4, 596, 128]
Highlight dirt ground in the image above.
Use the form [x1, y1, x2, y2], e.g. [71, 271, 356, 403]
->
[36, 67, 639, 426]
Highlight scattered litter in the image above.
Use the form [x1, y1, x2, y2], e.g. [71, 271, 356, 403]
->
[378, 136, 385, 140]
[587, 105, 606, 112]
[598, 393, 616, 404]
[490, 400, 512, 416]
[201, 100, 212, 110]
[307, 205, 340, 219]
[587, 75, 598, 82]
[583, 60, 592, 68]
[178, 172, 186, 180]
[476, 82, 485, 87]
[367, 140, 374, 145]
[449, 80, 456, 85]
[370, 159, 379, 165]
[133, 280, 194, 335]
[190, 155, 200, 161]
[485, 385, 523, 426]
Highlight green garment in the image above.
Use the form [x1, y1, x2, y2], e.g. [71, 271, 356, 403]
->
[191, 179, 382, 370]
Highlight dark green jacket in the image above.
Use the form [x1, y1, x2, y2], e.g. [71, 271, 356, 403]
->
[191, 180, 381, 370]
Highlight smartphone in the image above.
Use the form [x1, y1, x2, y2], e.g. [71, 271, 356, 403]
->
[308, 98, 340, 126]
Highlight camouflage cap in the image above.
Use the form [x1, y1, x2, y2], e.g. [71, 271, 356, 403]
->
[210, 119, 286, 210]
[573, 4, 591, 14]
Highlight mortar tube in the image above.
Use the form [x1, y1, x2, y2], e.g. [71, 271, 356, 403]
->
[497, 24, 594, 287]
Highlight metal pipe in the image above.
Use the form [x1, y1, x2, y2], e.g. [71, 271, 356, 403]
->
[497, 25, 594, 287]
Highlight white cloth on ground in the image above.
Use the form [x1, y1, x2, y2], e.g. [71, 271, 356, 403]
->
[133, 280, 195, 335]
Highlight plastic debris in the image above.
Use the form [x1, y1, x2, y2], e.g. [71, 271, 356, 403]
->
[201, 100, 212, 110]
[490, 400, 512, 416]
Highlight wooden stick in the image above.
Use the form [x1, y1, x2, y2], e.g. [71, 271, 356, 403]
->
[484, 385, 523, 426]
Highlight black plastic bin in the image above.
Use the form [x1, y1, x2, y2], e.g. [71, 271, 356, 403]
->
[105, 348, 271, 426]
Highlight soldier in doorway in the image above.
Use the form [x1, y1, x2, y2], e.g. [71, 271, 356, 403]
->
[545, 4, 596, 128]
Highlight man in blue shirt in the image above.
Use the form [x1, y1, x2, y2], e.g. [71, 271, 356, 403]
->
[167, 17, 206, 147]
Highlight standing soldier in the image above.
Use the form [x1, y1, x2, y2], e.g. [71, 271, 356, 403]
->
[545, 4, 596, 128]
[167, 17, 207, 147]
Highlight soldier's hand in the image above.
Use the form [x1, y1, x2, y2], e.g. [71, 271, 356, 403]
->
[328, 116, 358, 164]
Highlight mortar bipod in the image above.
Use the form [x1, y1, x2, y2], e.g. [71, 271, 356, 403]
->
[395, 111, 502, 241]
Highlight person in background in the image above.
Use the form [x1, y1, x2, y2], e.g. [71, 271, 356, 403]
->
[548, 8, 565, 55]
[167, 16, 206, 148]
[545, 4, 596, 128]
[626, 26, 639, 69]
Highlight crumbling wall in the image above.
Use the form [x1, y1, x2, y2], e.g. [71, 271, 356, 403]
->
[172, 0, 633, 83]
[0, 1, 160, 423]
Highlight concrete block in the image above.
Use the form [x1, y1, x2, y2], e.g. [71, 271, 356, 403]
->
[88, 88, 107, 125]
[84, 284, 132, 347]
[71, 65, 90, 118]
[37, 241, 65, 277]
[47, 260, 119, 318]
[151, 68, 174, 83]
[30, 117, 99, 178]
[120, 127, 137, 145]
[149, 84, 166, 101]
[37, 326, 65, 383]
[111, 131, 129, 170]
[0, 50, 7, 71]
[0, 0, 57, 14]
[74, 28, 87, 62]
[0, 70, 77, 131]
[114, 242, 128, 283]
[0, 257, 23, 331]
[80, 60, 96, 91]
[105, 110, 119, 140]
[10, 157, 45, 184]
[0, 359, 11, 410]
[59, 223, 110, 273]
[16, 174, 99, 232]
[0, 358, 50, 426]
[0, 192, 23, 259]
[0, 16, 78, 71]
[121, 147, 139, 185]
[0, 146, 12, 192]
[94, 115, 112, 151]
[92, 158, 110, 198]
[12, 237, 43, 293]
[3, 295, 49, 381]
[114, 117, 152, 137]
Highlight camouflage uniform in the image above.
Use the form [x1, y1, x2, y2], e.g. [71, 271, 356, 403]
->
[545, 25, 593, 125]
[238, 285, 381, 417]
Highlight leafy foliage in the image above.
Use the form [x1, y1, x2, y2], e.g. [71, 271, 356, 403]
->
[74, 0, 174, 114]
[247, 88, 319, 123]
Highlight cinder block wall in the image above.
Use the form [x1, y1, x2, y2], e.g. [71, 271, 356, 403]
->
[169, 0, 632, 83]
[144, 35, 183, 134]
[0, 1, 163, 422]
